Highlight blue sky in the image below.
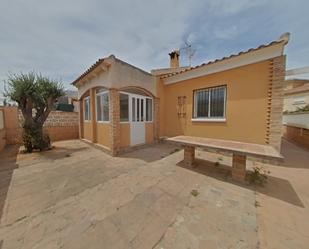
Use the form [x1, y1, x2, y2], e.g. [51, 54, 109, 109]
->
[0, 0, 308, 91]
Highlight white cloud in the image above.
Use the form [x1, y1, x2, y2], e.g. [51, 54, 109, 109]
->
[205, 0, 267, 15]
[213, 26, 240, 40]
[0, 0, 203, 90]
[0, 0, 308, 94]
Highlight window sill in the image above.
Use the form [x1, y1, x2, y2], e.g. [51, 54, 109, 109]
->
[84, 120, 91, 123]
[97, 121, 110, 124]
[130, 121, 153, 123]
[191, 118, 226, 122]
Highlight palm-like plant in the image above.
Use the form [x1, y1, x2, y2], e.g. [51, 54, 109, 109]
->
[5, 72, 64, 152]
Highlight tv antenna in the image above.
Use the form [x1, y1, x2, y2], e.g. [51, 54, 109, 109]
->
[180, 41, 196, 67]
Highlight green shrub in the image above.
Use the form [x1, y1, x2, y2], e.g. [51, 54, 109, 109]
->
[191, 189, 199, 197]
[248, 166, 269, 185]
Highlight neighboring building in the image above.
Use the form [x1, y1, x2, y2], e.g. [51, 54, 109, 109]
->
[57, 90, 79, 112]
[72, 33, 289, 155]
[283, 79, 309, 112]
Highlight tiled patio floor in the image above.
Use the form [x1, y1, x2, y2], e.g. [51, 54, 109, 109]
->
[0, 139, 308, 249]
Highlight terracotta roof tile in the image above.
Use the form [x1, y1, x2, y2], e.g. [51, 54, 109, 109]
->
[160, 40, 284, 79]
[72, 58, 105, 85]
[72, 55, 152, 85]
[72, 33, 289, 84]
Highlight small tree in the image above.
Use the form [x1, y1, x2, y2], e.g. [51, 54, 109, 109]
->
[4, 72, 64, 152]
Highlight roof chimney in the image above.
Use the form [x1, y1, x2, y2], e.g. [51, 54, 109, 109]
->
[169, 49, 180, 68]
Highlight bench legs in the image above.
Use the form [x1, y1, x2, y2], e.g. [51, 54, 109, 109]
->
[232, 154, 246, 182]
[184, 146, 195, 167]
[183, 147, 246, 182]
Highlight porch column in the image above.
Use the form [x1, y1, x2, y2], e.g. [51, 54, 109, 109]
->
[184, 145, 195, 167]
[232, 154, 247, 182]
[78, 99, 84, 139]
[267, 55, 286, 151]
[109, 89, 120, 156]
[153, 97, 160, 141]
[90, 88, 97, 143]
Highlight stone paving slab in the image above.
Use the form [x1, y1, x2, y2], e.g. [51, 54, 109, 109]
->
[0, 139, 294, 249]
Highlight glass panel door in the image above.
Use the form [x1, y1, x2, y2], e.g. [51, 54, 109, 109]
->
[132, 97, 136, 122]
[141, 98, 144, 121]
[130, 95, 145, 145]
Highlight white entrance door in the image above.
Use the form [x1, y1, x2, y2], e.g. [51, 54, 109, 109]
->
[130, 96, 145, 146]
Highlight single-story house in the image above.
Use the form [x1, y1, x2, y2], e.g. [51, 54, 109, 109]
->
[72, 33, 289, 155]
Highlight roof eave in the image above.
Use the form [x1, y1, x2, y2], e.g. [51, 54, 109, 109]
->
[72, 55, 115, 87]
[162, 40, 288, 85]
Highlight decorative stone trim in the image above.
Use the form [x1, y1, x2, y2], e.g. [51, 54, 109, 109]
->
[90, 88, 97, 143]
[266, 55, 286, 151]
[109, 89, 120, 156]
[154, 97, 160, 141]
[79, 99, 84, 139]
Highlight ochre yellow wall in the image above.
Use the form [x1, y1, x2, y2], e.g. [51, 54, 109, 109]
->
[156, 76, 166, 137]
[120, 123, 130, 148]
[159, 60, 271, 145]
[83, 122, 92, 141]
[145, 122, 154, 143]
[3, 107, 21, 144]
[96, 123, 111, 148]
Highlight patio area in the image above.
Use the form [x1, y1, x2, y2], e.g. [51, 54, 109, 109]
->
[0, 139, 308, 249]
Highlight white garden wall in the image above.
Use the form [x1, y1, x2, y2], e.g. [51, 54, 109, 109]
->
[283, 113, 309, 129]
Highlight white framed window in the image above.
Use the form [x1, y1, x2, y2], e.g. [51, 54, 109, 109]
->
[193, 85, 226, 121]
[84, 96, 90, 121]
[96, 90, 109, 122]
[146, 98, 153, 122]
[120, 93, 129, 122]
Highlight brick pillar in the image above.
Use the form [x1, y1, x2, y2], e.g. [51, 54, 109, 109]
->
[232, 154, 246, 182]
[184, 146, 195, 167]
[109, 89, 120, 156]
[266, 55, 286, 152]
[90, 88, 97, 143]
[153, 97, 160, 141]
[79, 99, 84, 139]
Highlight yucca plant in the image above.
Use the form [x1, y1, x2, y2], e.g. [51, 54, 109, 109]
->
[4, 72, 64, 152]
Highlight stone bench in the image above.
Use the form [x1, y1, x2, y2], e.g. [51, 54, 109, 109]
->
[167, 135, 283, 182]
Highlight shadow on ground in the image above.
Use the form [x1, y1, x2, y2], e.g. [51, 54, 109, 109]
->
[39, 146, 89, 160]
[120, 143, 181, 163]
[0, 145, 19, 224]
[177, 158, 304, 208]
